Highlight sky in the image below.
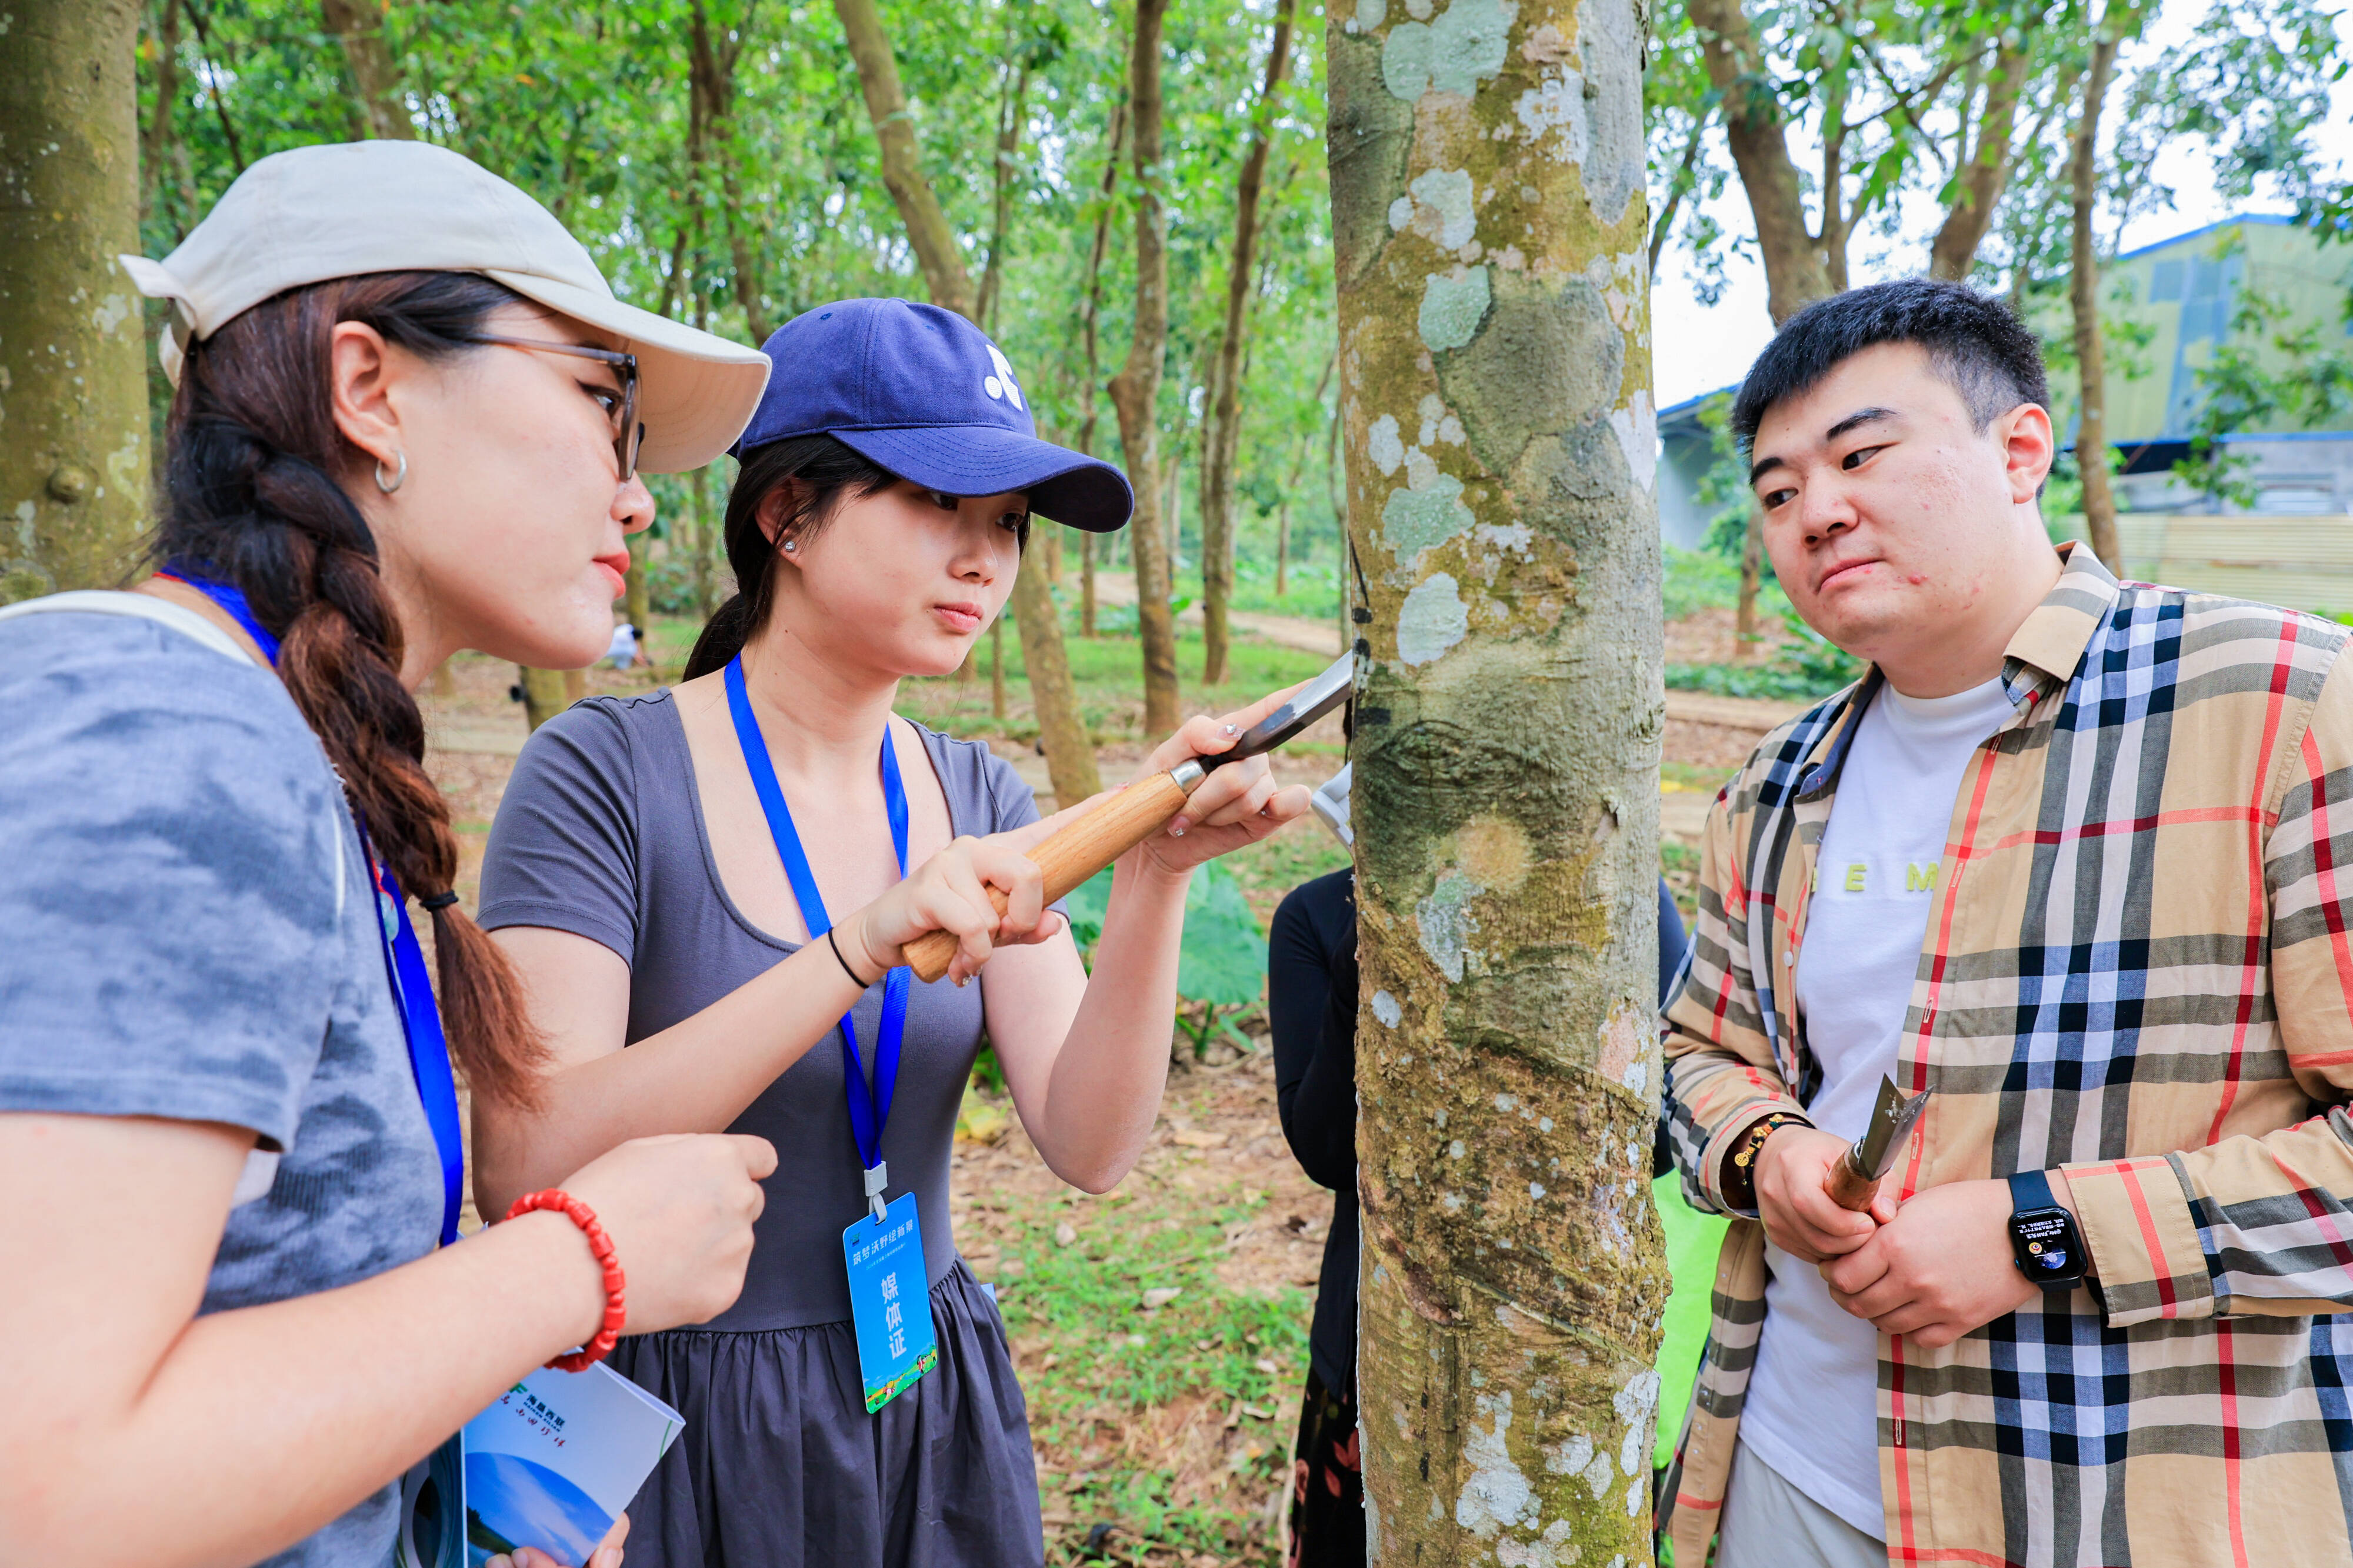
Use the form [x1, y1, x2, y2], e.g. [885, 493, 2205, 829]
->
[1648, 12, 2353, 409]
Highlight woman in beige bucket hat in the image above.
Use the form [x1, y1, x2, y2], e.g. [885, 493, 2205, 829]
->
[0, 141, 1069, 1568]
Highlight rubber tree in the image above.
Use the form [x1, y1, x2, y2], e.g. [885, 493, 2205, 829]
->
[322, 0, 414, 139]
[2070, 5, 2129, 572]
[1327, 0, 1669, 1561]
[1, 0, 150, 604]
[1198, 0, 1299, 687]
[832, 0, 976, 321]
[834, 0, 1099, 804]
[1106, 0, 1181, 737]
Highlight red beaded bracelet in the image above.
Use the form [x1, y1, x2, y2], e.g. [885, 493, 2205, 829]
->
[506, 1189, 627, 1373]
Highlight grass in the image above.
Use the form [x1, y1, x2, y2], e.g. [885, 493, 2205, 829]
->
[991, 1186, 1312, 1565]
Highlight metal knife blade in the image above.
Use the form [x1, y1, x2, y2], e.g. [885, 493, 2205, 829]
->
[1851, 1075, 1934, 1182]
[1220, 650, 1357, 764]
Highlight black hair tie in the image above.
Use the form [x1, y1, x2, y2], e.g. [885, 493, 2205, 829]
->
[420, 890, 461, 912]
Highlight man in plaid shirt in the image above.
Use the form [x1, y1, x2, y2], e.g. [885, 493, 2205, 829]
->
[1659, 279, 2353, 1568]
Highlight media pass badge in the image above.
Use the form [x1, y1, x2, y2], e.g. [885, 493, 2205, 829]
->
[842, 1192, 940, 1413]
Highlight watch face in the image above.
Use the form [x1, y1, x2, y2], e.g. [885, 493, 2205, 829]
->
[2013, 1209, 2080, 1281]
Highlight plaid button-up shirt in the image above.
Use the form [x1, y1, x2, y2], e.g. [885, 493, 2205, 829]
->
[1659, 546, 2353, 1568]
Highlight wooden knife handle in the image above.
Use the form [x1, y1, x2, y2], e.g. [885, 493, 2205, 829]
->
[1825, 1155, 1879, 1213]
[901, 769, 1194, 983]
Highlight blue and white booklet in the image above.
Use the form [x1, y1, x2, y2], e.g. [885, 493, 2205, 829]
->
[396, 1362, 684, 1568]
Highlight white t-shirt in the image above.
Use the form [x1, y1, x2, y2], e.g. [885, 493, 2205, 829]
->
[1735, 676, 2017, 1542]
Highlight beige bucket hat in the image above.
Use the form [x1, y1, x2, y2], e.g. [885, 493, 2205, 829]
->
[119, 139, 770, 475]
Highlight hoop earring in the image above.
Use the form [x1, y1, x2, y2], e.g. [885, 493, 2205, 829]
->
[374, 451, 408, 495]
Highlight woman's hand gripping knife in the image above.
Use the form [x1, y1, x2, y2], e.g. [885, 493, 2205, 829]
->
[868, 683, 1318, 986]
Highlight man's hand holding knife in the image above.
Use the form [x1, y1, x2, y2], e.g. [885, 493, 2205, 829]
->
[1750, 1077, 2089, 1348]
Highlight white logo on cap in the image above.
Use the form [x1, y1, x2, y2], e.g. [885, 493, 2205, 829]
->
[982, 344, 1025, 411]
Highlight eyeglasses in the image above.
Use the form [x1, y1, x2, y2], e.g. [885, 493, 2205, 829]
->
[464, 333, 644, 482]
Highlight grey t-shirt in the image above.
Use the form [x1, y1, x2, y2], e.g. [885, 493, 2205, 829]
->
[478, 690, 1044, 1330]
[0, 606, 443, 1568]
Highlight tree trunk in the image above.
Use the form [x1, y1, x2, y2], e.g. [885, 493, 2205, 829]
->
[625, 532, 653, 652]
[1274, 502, 1289, 598]
[1928, 33, 2034, 281]
[0, 0, 149, 604]
[832, 0, 976, 321]
[689, 2, 772, 342]
[1200, 0, 1297, 688]
[519, 665, 571, 730]
[1107, 0, 1179, 736]
[321, 0, 414, 140]
[978, 22, 1032, 335]
[829, 0, 1094, 790]
[2072, 26, 2123, 572]
[690, 463, 717, 617]
[1327, 0, 1668, 1560]
[1080, 531, 1097, 637]
[989, 616, 1007, 720]
[1734, 502, 1764, 659]
[1686, 0, 1832, 323]
[142, 0, 196, 236]
[1074, 99, 1125, 647]
[1075, 98, 1125, 462]
[1011, 549, 1101, 805]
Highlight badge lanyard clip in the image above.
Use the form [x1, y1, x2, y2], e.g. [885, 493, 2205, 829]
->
[724, 656, 912, 1219]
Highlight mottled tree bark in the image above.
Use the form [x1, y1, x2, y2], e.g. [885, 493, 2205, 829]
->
[1107, 0, 1179, 735]
[2071, 26, 2122, 571]
[1327, 0, 1668, 1560]
[322, 0, 414, 140]
[833, 0, 976, 321]
[1, 0, 149, 603]
[1199, 0, 1297, 687]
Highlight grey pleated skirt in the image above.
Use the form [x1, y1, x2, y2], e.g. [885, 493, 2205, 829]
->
[609, 1262, 1044, 1568]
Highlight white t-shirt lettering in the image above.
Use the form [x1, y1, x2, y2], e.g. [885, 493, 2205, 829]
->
[1734, 676, 2017, 1542]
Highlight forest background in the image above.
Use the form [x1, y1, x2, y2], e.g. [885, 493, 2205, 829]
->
[82, 0, 2353, 1562]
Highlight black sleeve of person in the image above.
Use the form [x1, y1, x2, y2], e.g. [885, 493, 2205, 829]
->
[1268, 869, 1359, 1193]
[1652, 876, 1691, 1181]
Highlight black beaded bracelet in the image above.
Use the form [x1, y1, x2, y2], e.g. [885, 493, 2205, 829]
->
[826, 926, 876, 989]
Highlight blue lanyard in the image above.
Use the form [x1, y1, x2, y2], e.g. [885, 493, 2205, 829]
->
[156, 566, 281, 665]
[723, 656, 911, 1213]
[165, 570, 465, 1246]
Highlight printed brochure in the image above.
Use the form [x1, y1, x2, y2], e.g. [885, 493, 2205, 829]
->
[395, 1361, 683, 1568]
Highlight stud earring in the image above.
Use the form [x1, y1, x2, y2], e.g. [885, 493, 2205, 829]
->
[784, 538, 798, 552]
[374, 452, 408, 494]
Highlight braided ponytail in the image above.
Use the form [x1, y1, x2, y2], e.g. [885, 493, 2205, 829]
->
[155, 271, 545, 1108]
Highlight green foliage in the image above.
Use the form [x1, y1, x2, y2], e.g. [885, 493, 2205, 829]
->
[133, 0, 1341, 607]
[1065, 858, 1268, 1059]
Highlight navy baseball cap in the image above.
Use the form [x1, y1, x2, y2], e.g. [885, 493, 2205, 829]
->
[731, 298, 1134, 532]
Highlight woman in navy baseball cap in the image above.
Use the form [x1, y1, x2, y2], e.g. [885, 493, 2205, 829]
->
[475, 298, 1314, 1567]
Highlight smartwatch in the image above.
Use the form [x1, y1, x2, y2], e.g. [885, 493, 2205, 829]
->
[2007, 1169, 2089, 1289]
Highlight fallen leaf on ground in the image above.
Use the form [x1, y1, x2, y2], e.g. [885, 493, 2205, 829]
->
[1055, 1220, 1079, 1247]
[1171, 1129, 1229, 1149]
[1141, 1287, 1183, 1310]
